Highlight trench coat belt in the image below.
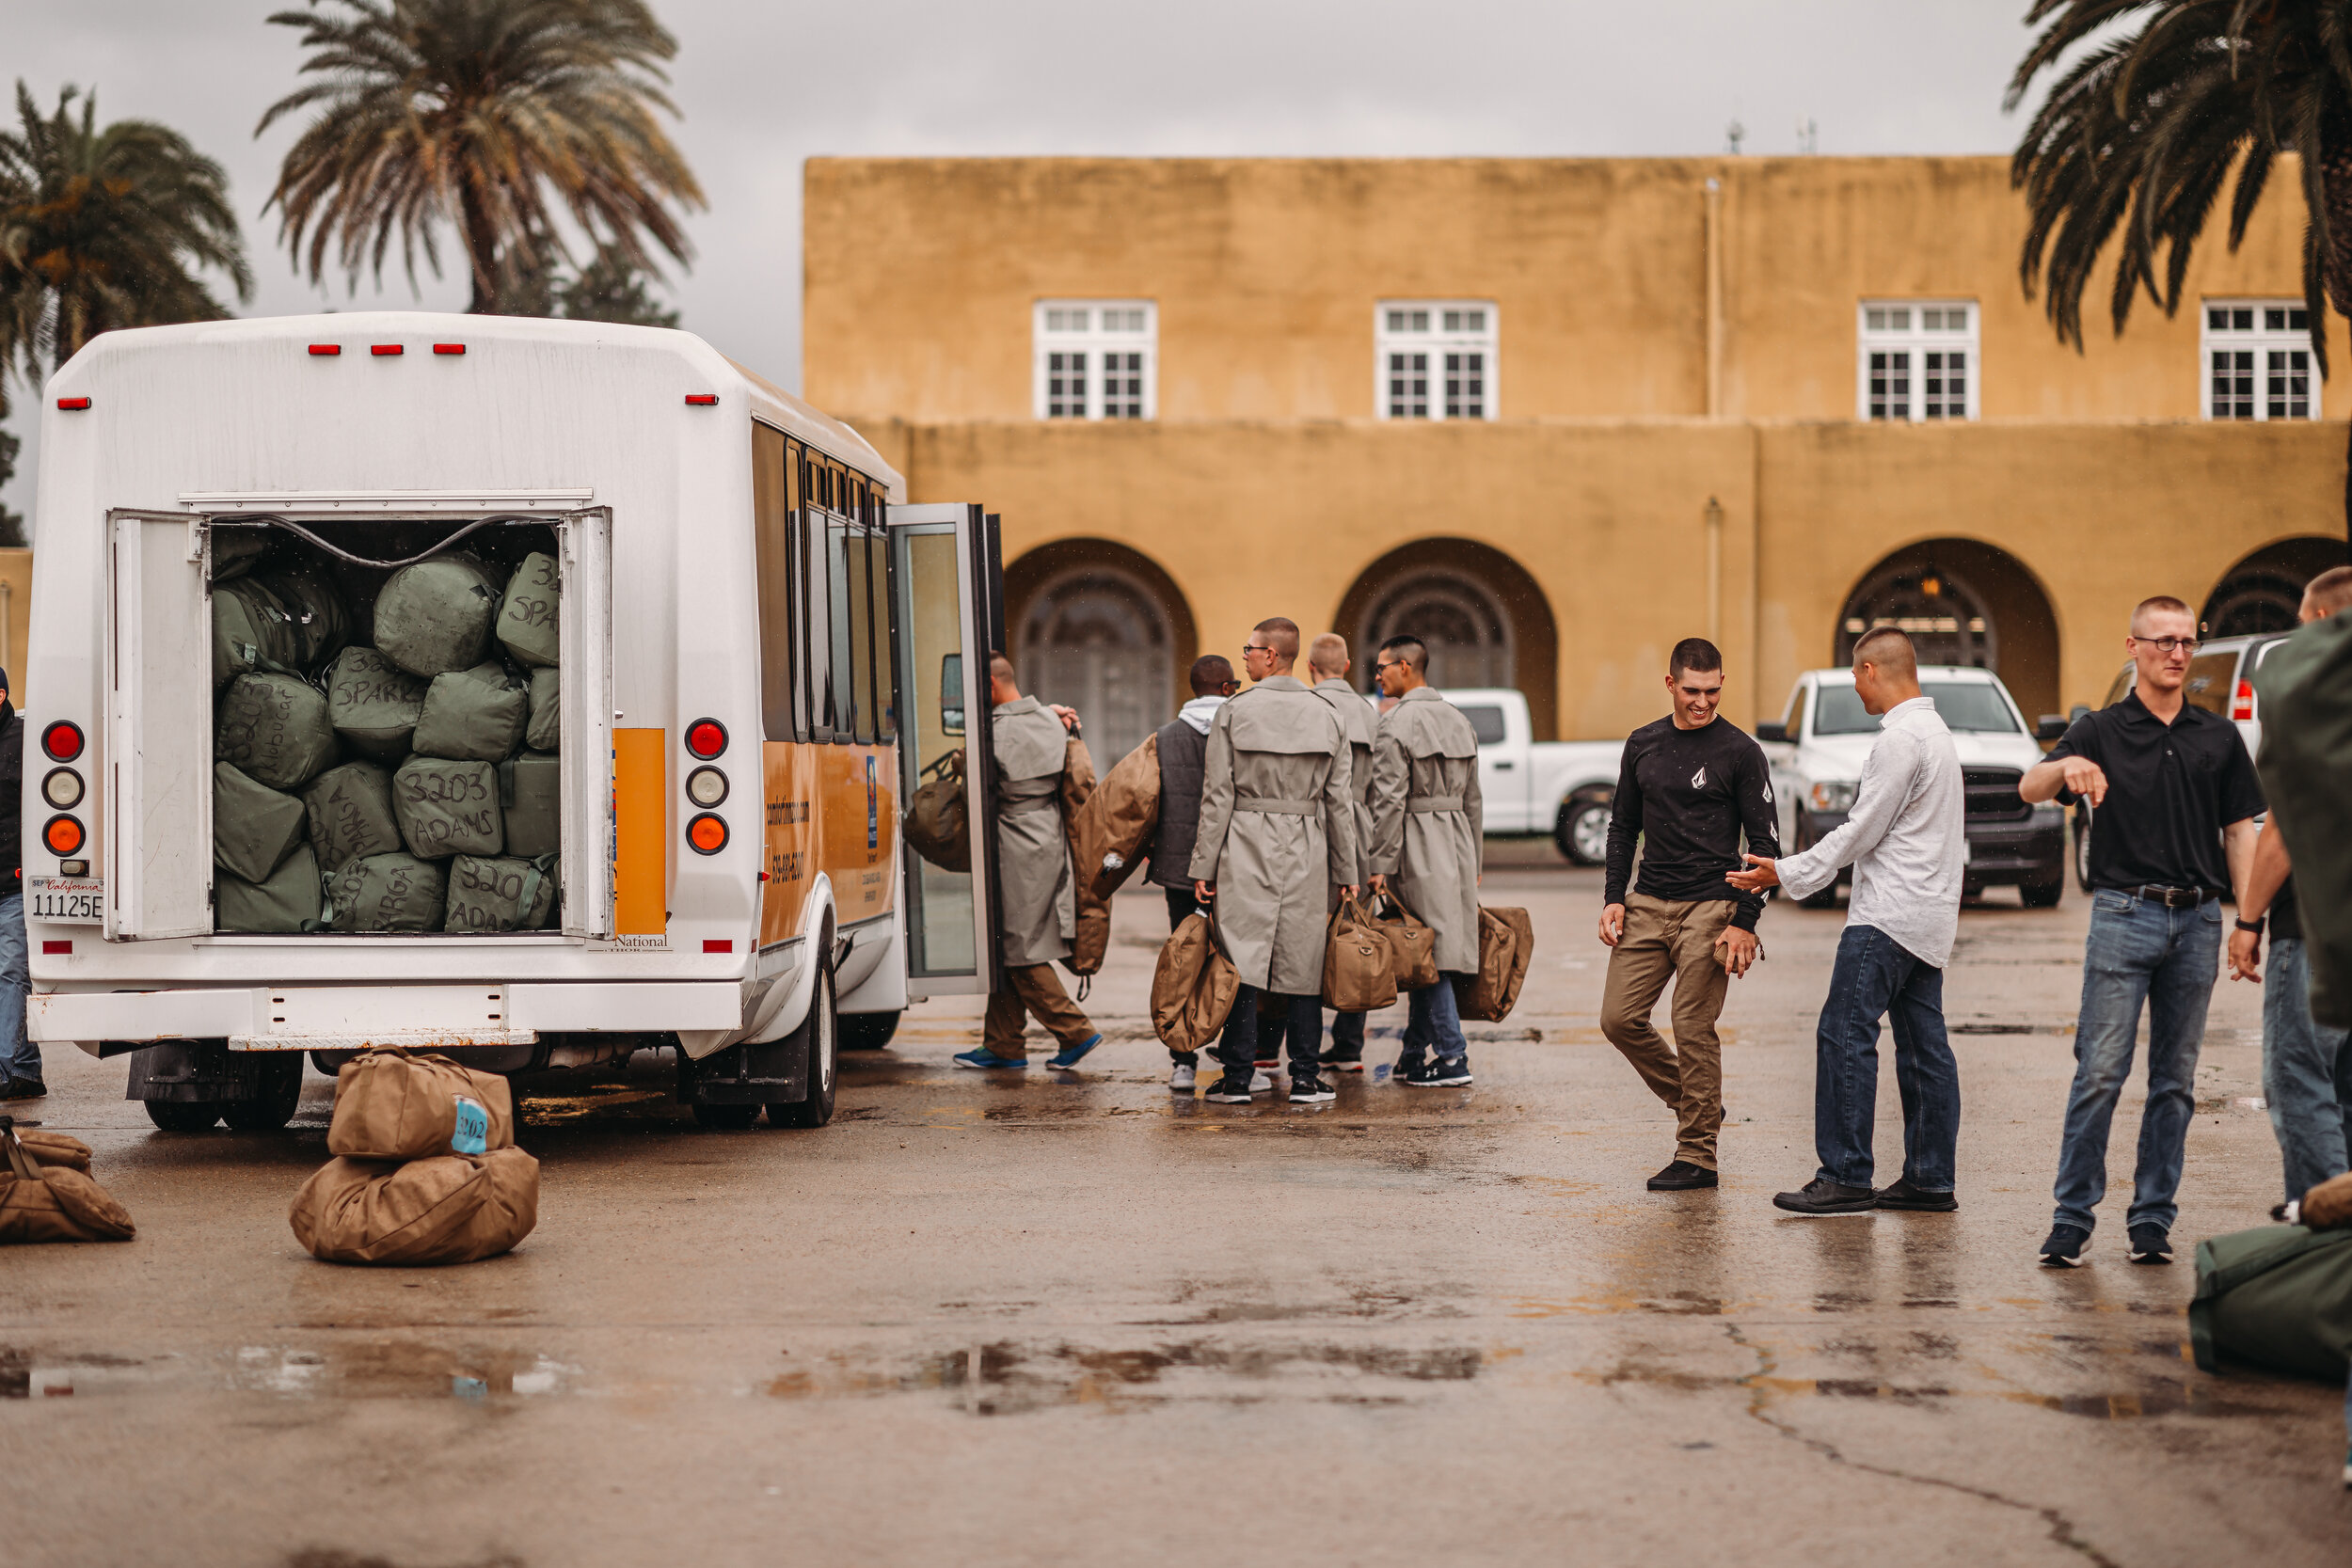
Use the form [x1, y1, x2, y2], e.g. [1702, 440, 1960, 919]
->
[1406, 795, 1465, 813]
[1235, 799, 1316, 815]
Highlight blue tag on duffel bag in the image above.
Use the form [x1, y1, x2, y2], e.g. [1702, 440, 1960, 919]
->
[451, 1096, 489, 1156]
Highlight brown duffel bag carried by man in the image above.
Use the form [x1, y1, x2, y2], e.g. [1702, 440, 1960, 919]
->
[904, 748, 971, 872]
[290, 1146, 539, 1266]
[1059, 735, 1109, 983]
[1374, 891, 1438, 990]
[1152, 909, 1239, 1054]
[0, 1117, 135, 1244]
[1454, 906, 1534, 1022]
[1073, 732, 1161, 904]
[1324, 895, 1400, 1013]
[328, 1048, 516, 1161]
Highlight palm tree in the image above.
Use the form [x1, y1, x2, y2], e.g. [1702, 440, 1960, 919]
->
[2009, 2, 2352, 541]
[259, 0, 705, 315]
[0, 82, 250, 397]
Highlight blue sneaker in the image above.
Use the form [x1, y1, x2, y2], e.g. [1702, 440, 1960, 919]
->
[1048, 1034, 1102, 1069]
[953, 1048, 1029, 1069]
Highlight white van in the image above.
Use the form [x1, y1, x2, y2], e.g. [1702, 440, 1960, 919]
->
[25, 314, 1008, 1131]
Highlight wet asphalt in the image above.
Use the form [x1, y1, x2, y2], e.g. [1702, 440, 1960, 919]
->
[2, 842, 2347, 1567]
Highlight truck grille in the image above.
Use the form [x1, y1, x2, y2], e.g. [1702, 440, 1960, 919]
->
[1963, 767, 2028, 822]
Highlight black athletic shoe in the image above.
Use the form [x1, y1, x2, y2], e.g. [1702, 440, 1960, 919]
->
[1202, 1076, 1257, 1104]
[2040, 1223, 2090, 1267]
[1873, 1177, 1958, 1212]
[2126, 1223, 2173, 1264]
[1646, 1160, 1718, 1191]
[2, 1077, 46, 1100]
[1402, 1057, 1471, 1087]
[1320, 1050, 1366, 1073]
[1286, 1074, 1336, 1104]
[1773, 1177, 1877, 1215]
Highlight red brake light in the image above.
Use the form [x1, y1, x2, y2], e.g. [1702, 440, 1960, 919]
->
[308, 344, 341, 356]
[42, 816, 85, 857]
[2232, 679, 2254, 722]
[371, 344, 403, 356]
[685, 720, 728, 759]
[56, 397, 89, 410]
[703, 939, 734, 954]
[685, 394, 719, 405]
[433, 343, 465, 356]
[41, 721, 84, 763]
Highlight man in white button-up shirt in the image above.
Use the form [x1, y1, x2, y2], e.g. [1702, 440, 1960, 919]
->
[1729, 628, 1965, 1216]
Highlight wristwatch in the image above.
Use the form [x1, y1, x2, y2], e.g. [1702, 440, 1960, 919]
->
[2234, 916, 2265, 935]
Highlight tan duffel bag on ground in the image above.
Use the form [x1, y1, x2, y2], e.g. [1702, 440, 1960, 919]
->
[1152, 910, 1239, 1055]
[1454, 906, 1534, 1022]
[16, 1129, 92, 1173]
[1324, 895, 1399, 1013]
[289, 1147, 538, 1265]
[0, 1118, 135, 1244]
[1374, 891, 1439, 990]
[327, 1048, 516, 1160]
[904, 748, 971, 872]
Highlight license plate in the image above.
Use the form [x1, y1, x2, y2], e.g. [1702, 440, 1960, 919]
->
[28, 877, 103, 925]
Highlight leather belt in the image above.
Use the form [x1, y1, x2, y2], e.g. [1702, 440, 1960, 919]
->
[1237, 799, 1315, 816]
[2122, 883, 2215, 909]
[1407, 795, 1464, 813]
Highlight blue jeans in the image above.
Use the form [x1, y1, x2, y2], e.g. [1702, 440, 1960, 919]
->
[2052, 890, 2223, 1235]
[0, 892, 30, 1085]
[1813, 925, 1959, 1191]
[2262, 936, 2352, 1202]
[1398, 974, 1469, 1069]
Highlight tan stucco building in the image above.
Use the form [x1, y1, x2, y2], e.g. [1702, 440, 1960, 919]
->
[803, 155, 2349, 768]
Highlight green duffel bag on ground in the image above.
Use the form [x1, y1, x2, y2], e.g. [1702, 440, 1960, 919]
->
[412, 661, 529, 762]
[373, 554, 501, 678]
[256, 562, 350, 671]
[212, 577, 300, 691]
[526, 667, 559, 752]
[325, 646, 428, 760]
[496, 552, 561, 668]
[2189, 1224, 2352, 1380]
[326, 851, 449, 932]
[2253, 610, 2352, 1027]
[217, 843, 325, 933]
[443, 853, 559, 933]
[214, 761, 309, 884]
[392, 757, 501, 859]
[501, 751, 561, 858]
[303, 761, 405, 871]
[216, 673, 337, 791]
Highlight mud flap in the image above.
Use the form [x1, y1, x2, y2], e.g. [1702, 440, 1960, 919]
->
[123, 1040, 281, 1103]
[678, 1030, 806, 1106]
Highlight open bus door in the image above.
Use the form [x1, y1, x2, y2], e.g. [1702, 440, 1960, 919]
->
[884, 503, 1002, 997]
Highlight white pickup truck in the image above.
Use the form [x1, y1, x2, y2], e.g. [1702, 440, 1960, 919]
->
[1440, 689, 1624, 864]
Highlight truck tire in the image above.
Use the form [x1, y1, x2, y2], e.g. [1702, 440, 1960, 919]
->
[2073, 805, 2094, 893]
[145, 1101, 220, 1132]
[840, 1009, 899, 1051]
[221, 1054, 304, 1131]
[769, 961, 838, 1130]
[1554, 791, 1613, 866]
[2020, 876, 2065, 910]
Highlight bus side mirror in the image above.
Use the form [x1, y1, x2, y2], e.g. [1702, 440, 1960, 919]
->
[1755, 721, 1788, 743]
[940, 653, 964, 736]
[2036, 716, 2069, 741]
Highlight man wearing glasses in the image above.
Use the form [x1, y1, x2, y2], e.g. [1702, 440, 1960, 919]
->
[2022, 596, 2264, 1268]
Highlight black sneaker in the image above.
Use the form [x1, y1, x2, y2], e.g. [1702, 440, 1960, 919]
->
[1202, 1076, 1257, 1104]
[1873, 1177, 1958, 1212]
[1286, 1074, 1336, 1104]
[1773, 1177, 1877, 1215]
[2040, 1223, 2090, 1267]
[1319, 1050, 1366, 1073]
[2127, 1223, 2172, 1264]
[2, 1078, 47, 1101]
[1403, 1057, 1471, 1088]
[1646, 1160, 1718, 1191]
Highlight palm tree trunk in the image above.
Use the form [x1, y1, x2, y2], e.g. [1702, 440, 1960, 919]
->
[459, 181, 500, 315]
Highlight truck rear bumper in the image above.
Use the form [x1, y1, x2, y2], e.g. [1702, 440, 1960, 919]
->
[32, 982, 744, 1051]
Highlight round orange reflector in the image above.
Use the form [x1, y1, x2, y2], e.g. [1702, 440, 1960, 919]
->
[41, 721, 84, 762]
[43, 816, 85, 856]
[687, 813, 729, 855]
[685, 719, 728, 759]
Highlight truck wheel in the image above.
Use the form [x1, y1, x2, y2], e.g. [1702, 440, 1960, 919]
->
[691, 1102, 759, 1130]
[144, 1101, 220, 1132]
[840, 1010, 899, 1051]
[1554, 793, 1613, 866]
[770, 961, 838, 1130]
[221, 1054, 304, 1131]
[2020, 876, 2065, 910]
[2073, 805, 2094, 892]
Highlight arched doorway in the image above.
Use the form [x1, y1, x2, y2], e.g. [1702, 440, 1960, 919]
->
[2201, 537, 2347, 637]
[1334, 539, 1560, 738]
[1005, 541, 1196, 770]
[1836, 540, 2060, 725]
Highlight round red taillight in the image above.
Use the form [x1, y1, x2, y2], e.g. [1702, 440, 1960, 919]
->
[43, 816, 85, 857]
[685, 719, 728, 760]
[686, 813, 729, 855]
[41, 721, 84, 763]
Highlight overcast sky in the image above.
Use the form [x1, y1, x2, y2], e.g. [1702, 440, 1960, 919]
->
[3, 0, 2052, 518]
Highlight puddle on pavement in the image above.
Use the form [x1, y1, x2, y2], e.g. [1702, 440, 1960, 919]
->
[0, 1342, 581, 1400]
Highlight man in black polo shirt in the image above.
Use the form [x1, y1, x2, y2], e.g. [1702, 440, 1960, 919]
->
[2022, 595, 2264, 1267]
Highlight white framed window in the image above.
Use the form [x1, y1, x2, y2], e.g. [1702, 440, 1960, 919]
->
[1857, 300, 1978, 421]
[2201, 299, 2316, 420]
[1032, 300, 1155, 420]
[1376, 301, 1497, 420]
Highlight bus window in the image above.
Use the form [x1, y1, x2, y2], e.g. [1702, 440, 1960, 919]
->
[828, 515, 871, 742]
[801, 469, 834, 742]
[866, 529, 895, 741]
[752, 424, 798, 741]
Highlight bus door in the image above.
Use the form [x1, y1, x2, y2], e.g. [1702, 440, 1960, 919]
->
[884, 503, 1002, 995]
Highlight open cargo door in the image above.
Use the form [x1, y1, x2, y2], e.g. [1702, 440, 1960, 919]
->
[107, 511, 214, 939]
[884, 502, 1000, 996]
[556, 508, 615, 936]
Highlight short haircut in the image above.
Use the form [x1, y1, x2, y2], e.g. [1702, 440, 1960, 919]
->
[2304, 565, 2352, 618]
[2130, 595, 2194, 633]
[990, 651, 1016, 686]
[1253, 617, 1300, 659]
[1189, 654, 1235, 695]
[1851, 626, 1917, 679]
[1307, 632, 1349, 678]
[1669, 638, 1723, 678]
[1377, 635, 1428, 673]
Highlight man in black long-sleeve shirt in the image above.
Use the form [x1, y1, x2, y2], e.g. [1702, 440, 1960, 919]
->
[1598, 638, 1779, 1190]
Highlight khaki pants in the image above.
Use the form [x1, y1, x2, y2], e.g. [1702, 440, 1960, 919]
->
[984, 964, 1094, 1058]
[1601, 893, 1738, 1169]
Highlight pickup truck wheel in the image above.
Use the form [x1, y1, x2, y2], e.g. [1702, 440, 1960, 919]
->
[1554, 793, 1613, 866]
[2020, 876, 2065, 910]
[144, 1101, 220, 1132]
[2073, 805, 2094, 892]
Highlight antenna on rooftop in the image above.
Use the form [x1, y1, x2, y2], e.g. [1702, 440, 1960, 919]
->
[1724, 119, 1746, 155]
